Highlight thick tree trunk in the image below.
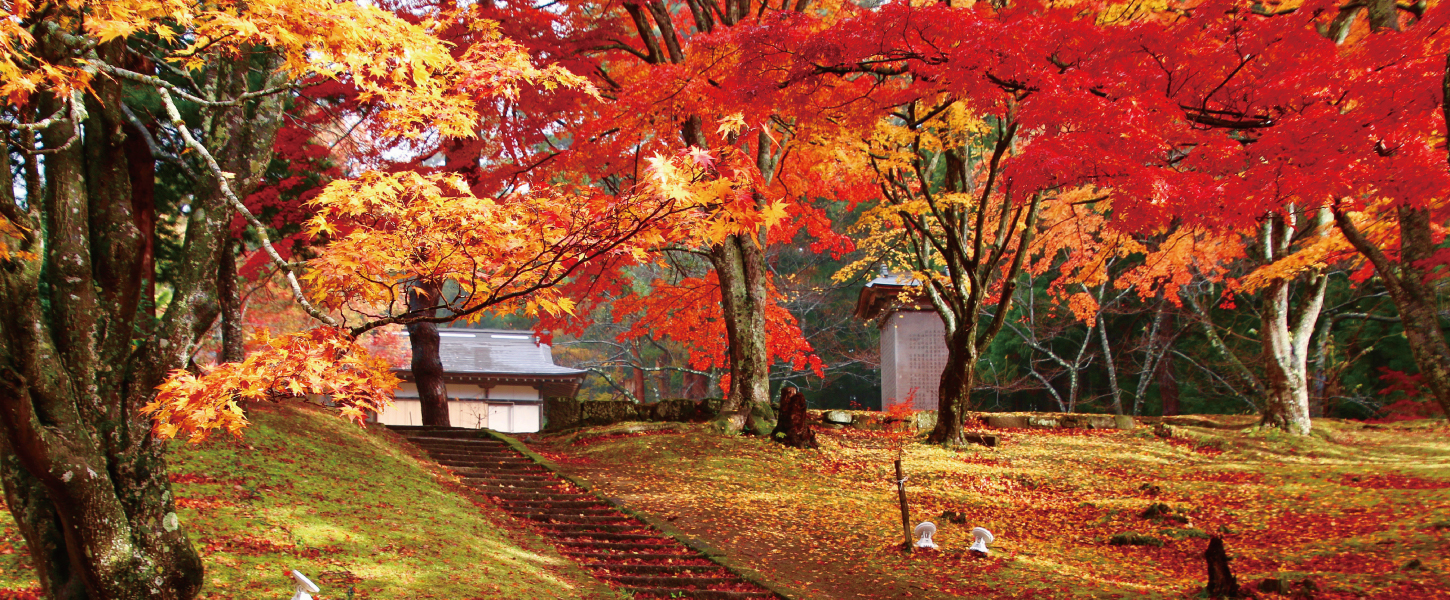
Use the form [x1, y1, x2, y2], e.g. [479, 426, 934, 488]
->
[1258, 210, 1329, 435]
[709, 235, 775, 434]
[928, 331, 978, 445]
[0, 37, 208, 599]
[407, 283, 451, 427]
[1259, 278, 1315, 435]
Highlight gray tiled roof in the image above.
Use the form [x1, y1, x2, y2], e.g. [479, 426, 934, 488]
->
[401, 329, 585, 376]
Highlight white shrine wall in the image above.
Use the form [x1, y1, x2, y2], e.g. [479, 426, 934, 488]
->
[881, 310, 947, 411]
[378, 382, 542, 431]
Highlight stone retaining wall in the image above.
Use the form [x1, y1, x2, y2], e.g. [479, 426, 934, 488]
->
[543, 398, 720, 431]
[810, 409, 1136, 432]
[545, 398, 1137, 433]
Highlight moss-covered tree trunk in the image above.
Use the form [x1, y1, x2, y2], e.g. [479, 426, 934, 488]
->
[709, 235, 775, 434]
[0, 25, 285, 599]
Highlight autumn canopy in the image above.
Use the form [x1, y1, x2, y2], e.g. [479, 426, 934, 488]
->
[1, 0, 1448, 597]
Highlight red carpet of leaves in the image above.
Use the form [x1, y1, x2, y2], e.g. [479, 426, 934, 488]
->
[533, 418, 1450, 599]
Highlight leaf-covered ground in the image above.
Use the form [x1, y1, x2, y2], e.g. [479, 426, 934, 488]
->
[525, 418, 1450, 599]
[0, 403, 624, 600]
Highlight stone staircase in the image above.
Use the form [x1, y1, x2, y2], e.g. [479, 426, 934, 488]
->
[389, 426, 780, 600]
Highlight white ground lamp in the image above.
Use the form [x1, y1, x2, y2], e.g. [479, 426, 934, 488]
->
[969, 527, 994, 556]
[289, 570, 320, 600]
[913, 521, 938, 549]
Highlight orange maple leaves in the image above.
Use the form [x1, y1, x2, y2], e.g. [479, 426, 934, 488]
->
[145, 328, 396, 442]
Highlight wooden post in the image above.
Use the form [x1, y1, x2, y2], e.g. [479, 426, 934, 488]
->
[895, 459, 912, 552]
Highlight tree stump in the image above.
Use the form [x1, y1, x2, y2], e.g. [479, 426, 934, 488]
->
[770, 386, 818, 449]
[1205, 536, 1240, 598]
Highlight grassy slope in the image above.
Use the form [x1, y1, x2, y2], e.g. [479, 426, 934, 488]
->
[528, 418, 1450, 600]
[0, 403, 624, 600]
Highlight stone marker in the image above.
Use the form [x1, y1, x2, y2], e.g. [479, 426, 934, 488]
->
[968, 527, 994, 556]
[913, 522, 938, 549]
[290, 570, 320, 600]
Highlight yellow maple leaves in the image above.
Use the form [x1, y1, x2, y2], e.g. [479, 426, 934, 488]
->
[2, 0, 584, 138]
[302, 170, 671, 322]
[145, 328, 397, 442]
[642, 146, 793, 245]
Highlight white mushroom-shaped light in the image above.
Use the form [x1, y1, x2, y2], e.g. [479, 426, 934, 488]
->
[913, 521, 938, 549]
[290, 570, 320, 600]
[969, 527, 994, 555]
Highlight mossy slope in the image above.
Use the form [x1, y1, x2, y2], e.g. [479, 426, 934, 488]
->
[0, 402, 624, 600]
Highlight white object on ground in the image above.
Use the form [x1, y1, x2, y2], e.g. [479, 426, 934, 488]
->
[913, 521, 938, 549]
[969, 527, 994, 555]
[290, 570, 320, 600]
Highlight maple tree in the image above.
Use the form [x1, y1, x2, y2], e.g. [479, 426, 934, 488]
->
[439, 0, 864, 434]
[0, 1, 625, 597]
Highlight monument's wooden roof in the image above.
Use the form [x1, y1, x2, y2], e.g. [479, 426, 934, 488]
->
[853, 273, 927, 321]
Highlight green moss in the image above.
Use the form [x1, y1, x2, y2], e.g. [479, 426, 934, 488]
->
[0, 403, 623, 600]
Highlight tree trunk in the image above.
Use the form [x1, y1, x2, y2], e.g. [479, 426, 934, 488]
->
[1205, 536, 1240, 598]
[0, 38, 208, 599]
[1333, 205, 1450, 418]
[1159, 354, 1181, 417]
[894, 459, 912, 552]
[218, 237, 245, 363]
[1258, 210, 1330, 435]
[709, 235, 775, 435]
[928, 331, 978, 445]
[1259, 278, 1315, 435]
[407, 283, 451, 427]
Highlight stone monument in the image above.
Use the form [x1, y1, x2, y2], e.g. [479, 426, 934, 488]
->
[853, 271, 948, 411]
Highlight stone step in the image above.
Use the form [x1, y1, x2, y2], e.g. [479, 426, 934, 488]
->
[496, 500, 605, 510]
[422, 448, 522, 458]
[451, 467, 551, 478]
[558, 540, 682, 550]
[560, 532, 667, 541]
[454, 472, 554, 481]
[560, 551, 699, 561]
[409, 440, 510, 450]
[391, 429, 491, 439]
[537, 523, 648, 534]
[584, 564, 725, 574]
[509, 508, 622, 518]
[409, 441, 509, 450]
[607, 576, 745, 587]
[620, 588, 774, 600]
[522, 514, 637, 524]
[436, 458, 532, 468]
[474, 489, 593, 502]
[462, 478, 559, 490]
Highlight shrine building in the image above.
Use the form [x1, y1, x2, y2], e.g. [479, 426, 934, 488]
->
[373, 329, 586, 433]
